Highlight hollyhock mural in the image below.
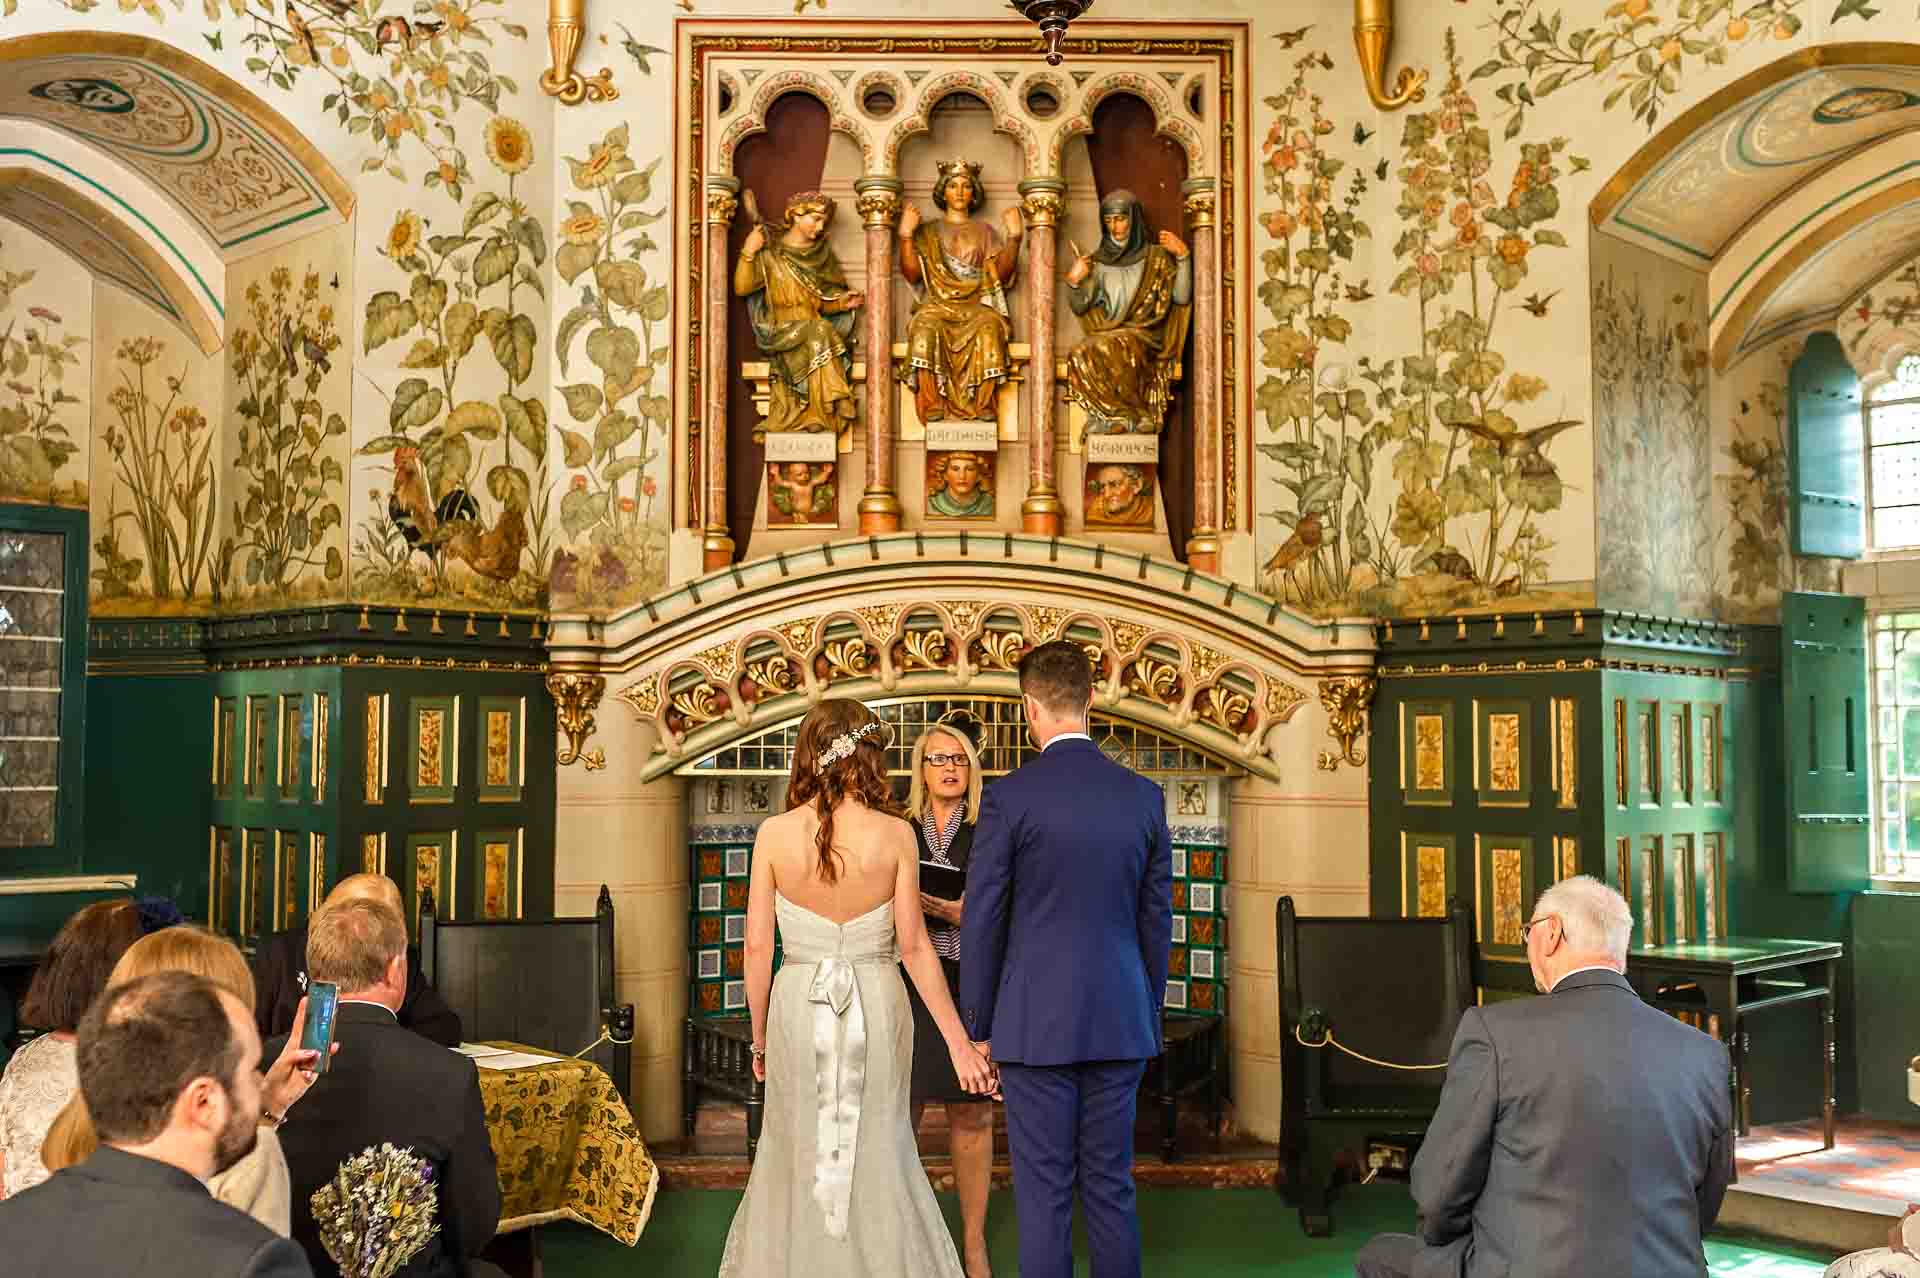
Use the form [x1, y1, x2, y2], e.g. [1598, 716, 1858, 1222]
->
[0, 227, 89, 508]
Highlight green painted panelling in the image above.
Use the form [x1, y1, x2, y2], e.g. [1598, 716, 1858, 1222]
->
[1787, 333, 1864, 560]
[1782, 592, 1871, 894]
[1849, 891, 1920, 1121]
[83, 672, 213, 913]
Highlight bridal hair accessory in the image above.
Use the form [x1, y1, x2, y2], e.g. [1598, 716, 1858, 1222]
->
[817, 720, 887, 771]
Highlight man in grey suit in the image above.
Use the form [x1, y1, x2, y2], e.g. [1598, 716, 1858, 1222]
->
[1356, 875, 1733, 1278]
[0, 969, 312, 1278]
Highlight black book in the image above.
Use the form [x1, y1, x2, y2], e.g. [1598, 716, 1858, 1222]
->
[919, 860, 966, 902]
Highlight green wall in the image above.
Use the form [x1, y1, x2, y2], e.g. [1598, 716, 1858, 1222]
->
[1850, 891, 1920, 1121]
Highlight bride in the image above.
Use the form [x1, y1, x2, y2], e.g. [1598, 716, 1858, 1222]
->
[719, 698, 997, 1276]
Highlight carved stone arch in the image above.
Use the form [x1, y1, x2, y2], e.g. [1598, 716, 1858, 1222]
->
[716, 68, 871, 174]
[883, 69, 1040, 177]
[1051, 71, 1206, 177]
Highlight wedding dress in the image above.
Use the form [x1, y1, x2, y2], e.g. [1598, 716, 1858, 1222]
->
[718, 893, 966, 1277]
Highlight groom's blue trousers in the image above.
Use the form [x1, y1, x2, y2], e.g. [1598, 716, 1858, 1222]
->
[998, 1057, 1149, 1278]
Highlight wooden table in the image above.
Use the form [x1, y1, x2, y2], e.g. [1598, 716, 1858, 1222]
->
[1626, 938, 1843, 1149]
[1144, 1013, 1224, 1163]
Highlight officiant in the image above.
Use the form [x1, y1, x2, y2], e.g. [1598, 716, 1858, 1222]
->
[906, 709, 995, 1278]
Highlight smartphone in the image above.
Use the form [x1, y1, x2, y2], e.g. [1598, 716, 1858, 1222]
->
[301, 981, 339, 1074]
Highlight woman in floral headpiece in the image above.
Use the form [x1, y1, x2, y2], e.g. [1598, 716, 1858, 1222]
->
[720, 699, 993, 1278]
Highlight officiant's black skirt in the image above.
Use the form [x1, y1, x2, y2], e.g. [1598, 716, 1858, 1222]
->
[903, 956, 980, 1106]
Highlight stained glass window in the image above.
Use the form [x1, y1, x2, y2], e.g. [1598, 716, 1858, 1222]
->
[1869, 611, 1920, 880]
[0, 531, 66, 848]
[1868, 356, 1920, 548]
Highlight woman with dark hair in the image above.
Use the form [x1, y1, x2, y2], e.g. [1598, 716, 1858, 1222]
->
[719, 698, 994, 1278]
[0, 899, 142, 1196]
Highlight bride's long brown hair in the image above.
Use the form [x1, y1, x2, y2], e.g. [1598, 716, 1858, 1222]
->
[786, 698, 900, 884]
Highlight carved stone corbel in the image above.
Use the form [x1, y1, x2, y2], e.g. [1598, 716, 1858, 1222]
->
[548, 672, 609, 770]
[542, 0, 617, 105]
[1354, 0, 1427, 111]
[1316, 674, 1377, 771]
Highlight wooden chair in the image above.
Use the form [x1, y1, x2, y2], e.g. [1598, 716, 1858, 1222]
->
[1276, 895, 1474, 1236]
[418, 885, 633, 1107]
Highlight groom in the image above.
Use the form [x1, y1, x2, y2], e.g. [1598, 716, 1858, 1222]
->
[961, 640, 1173, 1278]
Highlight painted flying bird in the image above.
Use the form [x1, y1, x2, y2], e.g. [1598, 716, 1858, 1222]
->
[203, 30, 223, 52]
[1519, 289, 1560, 317]
[279, 317, 299, 376]
[1375, 158, 1389, 181]
[1452, 417, 1581, 475]
[1261, 510, 1324, 596]
[616, 23, 670, 74]
[1272, 25, 1313, 48]
[1353, 122, 1373, 145]
[284, 2, 318, 61]
[302, 331, 332, 376]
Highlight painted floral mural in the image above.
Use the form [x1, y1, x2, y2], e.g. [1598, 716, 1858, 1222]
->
[549, 121, 670, 612]
[0, 250, 88, 507]
[1258, 35, 1587, 618]
[354, 114, 550, 610]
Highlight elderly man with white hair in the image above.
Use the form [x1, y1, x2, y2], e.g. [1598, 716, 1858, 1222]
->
[1355, 875, 1734, 1278]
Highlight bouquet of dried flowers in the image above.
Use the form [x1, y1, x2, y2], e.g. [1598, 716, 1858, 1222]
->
[310, 1143, 440, 1278]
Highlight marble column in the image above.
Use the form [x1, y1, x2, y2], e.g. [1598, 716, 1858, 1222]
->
[703, 178, 739, 571]
[854, 177, 904, 534]
[1183, 178, 1221, 573]
[1018, 178, 1067, 536]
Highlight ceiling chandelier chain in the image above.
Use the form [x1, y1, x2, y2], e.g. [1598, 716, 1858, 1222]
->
[1008, 0, 1094, 66]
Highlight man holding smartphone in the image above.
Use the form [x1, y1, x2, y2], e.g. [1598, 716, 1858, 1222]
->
[267, 898, 502, 1278]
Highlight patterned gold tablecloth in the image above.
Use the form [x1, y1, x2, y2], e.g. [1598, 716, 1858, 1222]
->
[474, 1044, 657, 1245]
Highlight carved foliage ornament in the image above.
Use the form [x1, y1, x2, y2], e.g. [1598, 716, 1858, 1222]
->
[1317, 675, 1377, 771]
[548, 673, 609, 770]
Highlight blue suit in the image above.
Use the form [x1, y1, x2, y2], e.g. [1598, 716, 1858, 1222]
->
[960, 735, 1173, 1278]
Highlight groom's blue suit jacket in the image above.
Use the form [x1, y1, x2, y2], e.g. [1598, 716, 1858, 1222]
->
[959, 736, 1173, 1066]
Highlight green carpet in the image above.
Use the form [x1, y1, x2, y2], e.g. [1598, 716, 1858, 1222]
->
[541, 1184, 1839, 1276]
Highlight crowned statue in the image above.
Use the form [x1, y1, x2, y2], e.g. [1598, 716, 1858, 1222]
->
[735, 190, 864, 439]
[1063, 190, 1192, 435]
[898, 158, 1024, 423]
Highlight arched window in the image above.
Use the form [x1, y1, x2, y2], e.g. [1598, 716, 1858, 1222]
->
[1867, 352, 1920, 549]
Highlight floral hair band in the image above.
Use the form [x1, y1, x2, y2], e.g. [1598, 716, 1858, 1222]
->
[818, 720, 887, 772]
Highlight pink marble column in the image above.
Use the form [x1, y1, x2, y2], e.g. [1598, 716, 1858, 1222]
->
[1018, 178, 1066, 535]
[703, 178, 738, 571]
[854, 177, 903, 534]
[1184, 178, 1221, 574]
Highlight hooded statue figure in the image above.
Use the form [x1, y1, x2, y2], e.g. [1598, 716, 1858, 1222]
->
[734, 190, 862, 439]
[1062, 189, 1193, 435]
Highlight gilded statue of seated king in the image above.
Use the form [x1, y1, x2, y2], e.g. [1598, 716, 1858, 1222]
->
[898, 158, 1024, 424]
[1063, 190, 1192, 435]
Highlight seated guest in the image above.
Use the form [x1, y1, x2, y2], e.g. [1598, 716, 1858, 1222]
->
[42, 925, 330, 1234]
[0, 970, 312, 1277]
[1356, 876, 1733, 1278]
[270, 898, 501, 1278]
[255, 873, 462, 1048]
[0, 898, 143, 1197]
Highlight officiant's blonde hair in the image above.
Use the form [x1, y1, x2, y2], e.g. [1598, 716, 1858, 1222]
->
[907, 724, 982, 826]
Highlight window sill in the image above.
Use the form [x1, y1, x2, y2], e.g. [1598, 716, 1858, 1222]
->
[1867, 876, 1920, 893]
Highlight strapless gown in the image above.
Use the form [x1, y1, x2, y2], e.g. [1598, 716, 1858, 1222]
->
[718, 894, 966, 1277]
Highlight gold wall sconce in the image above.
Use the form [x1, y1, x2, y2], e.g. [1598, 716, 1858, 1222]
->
[1354, 0, 1427, 111]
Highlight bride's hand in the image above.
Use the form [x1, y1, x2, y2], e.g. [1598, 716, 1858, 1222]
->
[949, 1038, 996, 1096]
[751, 1042, 767, 1083]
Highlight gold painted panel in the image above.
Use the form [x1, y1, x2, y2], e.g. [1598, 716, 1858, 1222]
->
[1613, 699, 1628, 806]
[1488, 713, 1522, 793]
[1670, 708, 1691, 803]
[280, 833, 298, 928]
[417, 709, 446, 789]
[1671, 834, 1695, 943]
[364, 694, 384, 803]
[414, 841, 443, 919]
[482, 840, 515, 920]
[1556, 835, 1579, 881]
[1704, 833, 1725, 939]
[361, 832, 384, 875]
[1555, 699, 1577, 808]
[1701, 706, 1721, 799]
[1491, 848, 1524, 947]
[1640, 836, 1663, 946]
[212, 828, 233, 934]
[1615, 836, 1632, 902]
[1416, 844, 1447, 918]
[281, 696, 304, 795]
[485, 710, 513, 788]
[1414, 714, 1445, 790]
[309, 833, 327, 915]
[313, 693, 329, 800]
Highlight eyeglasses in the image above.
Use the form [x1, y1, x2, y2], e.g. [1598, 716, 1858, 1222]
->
[924, 754, 971, 768]
[1521, 914, 1558, 943]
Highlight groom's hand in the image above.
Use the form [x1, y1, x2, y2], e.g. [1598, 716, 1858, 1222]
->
[971, 1039, 991, 1062]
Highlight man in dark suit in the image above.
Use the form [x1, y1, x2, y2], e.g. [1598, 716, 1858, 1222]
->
[269, 898, 501, 1278]
[961, 640, 1173, 1278]
[0, 969, 312, 1277]
[1356, 875, 1735, 1278]
[254, 872, 462, 1047]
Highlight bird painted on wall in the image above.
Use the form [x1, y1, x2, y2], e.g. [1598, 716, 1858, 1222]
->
[279, 317, 300, 377]
[310, 0, 353, 17]
[1261, 510, 1324, 597]
[1451, 418, 1581, 476]
[1520, 289, 1561, 318]
[615, 23, 670, 73]
[443, 507, 528, 582]
[1273, 25, 1313, 48]
[301, 331, 331, 376]
[284, 2, 318, 61]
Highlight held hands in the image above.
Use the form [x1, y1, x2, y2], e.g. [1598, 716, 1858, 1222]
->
[750, 1042, 767, 1084]
[740, 225, 765, 259]
[1159, 229, 1190, 260]
[950, 1037, 998, 1097]
[899, 203, 922, 236]
[919, 891, 963, 925]
[265, 995, 337, 1118]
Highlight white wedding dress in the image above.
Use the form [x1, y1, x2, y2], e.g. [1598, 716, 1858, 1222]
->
[718, 893, 966, 1277]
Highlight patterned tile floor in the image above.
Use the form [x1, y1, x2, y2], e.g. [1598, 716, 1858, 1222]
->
[1737, 1118, 1920, 1215]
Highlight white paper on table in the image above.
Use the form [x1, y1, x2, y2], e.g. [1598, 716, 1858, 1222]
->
[471, 1050, 565, 1071]
[453, 1044, 511, 1058]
